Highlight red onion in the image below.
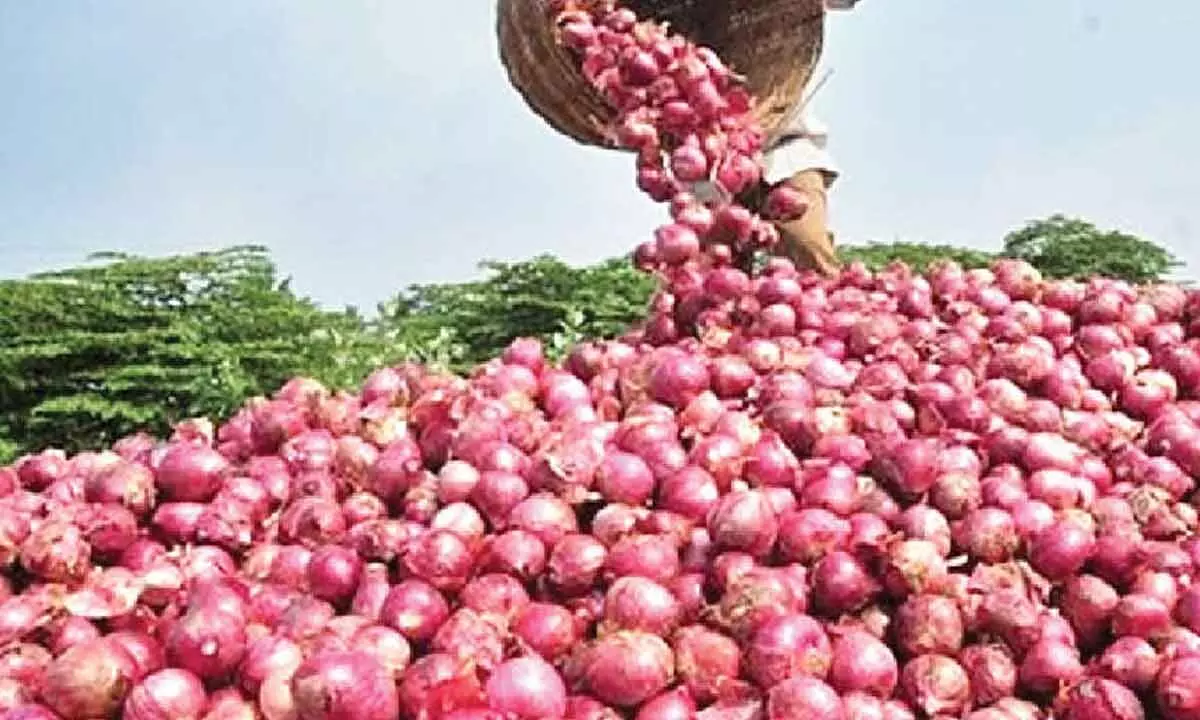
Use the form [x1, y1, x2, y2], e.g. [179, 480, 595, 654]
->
[958, 644, 1016, 706]
[485, 656, 567, 719]
[575, 632, 674, 708]
[40, 639, 137, 720]
[401, 529, 474, 592]
[605, 533, 680, 584]
[291, 651, 400, 720]
[1061, 677, 1145, 720]
[899, 654, 970, 717]
[601, 576, 680, 635]
[811, 550, 879, 616]
[1019, 637, 1084, 695]
[671, 625, 739, 703]
[123, 668, 207, 720]
[165, 608, 247, 681]
[707, 490, 778, 557]
[481, 530, 545, 582]
[746, 613, 831, 688]
[1061, 574, 1119, 649]
[894, 594, 964, 657]
[459, 573, 529, 622]
[1156, 656, 1200, 720]
[508, 493, 579, 548]
[431, 609, 504, 670]
[829, 629, 898, 697]
[779, 508, 850, 564]
[1029, 519, 1096, 580]
[306, 545, 363, 606]
[380, 580, 449, 643]
[766, 676, 843, 720]
[105, 632, 165, 681]
[514, 602, 578, 661]
[155, 445, 229, 502]
[548, 534, 608, 595]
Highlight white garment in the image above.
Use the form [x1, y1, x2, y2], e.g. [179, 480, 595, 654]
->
[763, 104, 840, 186]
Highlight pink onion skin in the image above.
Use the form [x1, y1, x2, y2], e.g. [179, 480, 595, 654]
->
[766, 676, 844, 720]
[894, 594, 964, 657]
[672, 625, 740, 703]
[899, 654, 970, 717]
[1157, 656, 1200, 720]
[40, 639, 138, 720]
[122, 668, 208, 720]
[600, 576, 681, 635]
[380, 580, 449, 643]
[484, 656, 567, 719]
[1098, 637, 1160, 692]
[291, 651, 400, 720]
[829, 629, 898, 697]
[958, 644, 1017, 706]
[165, 609, 247, 682]
[577, 631, 674, 708]
[746, 613, 832, 688]
[1061, 677, 1145, 720]
[514, 603, 579, 662]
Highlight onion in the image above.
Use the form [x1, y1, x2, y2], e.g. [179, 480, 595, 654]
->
[811, 551, 879, 615]
[485, 656, 567, 719]
[958, 644, 1016, 706]
[746, 613, 831, 688]
[380, 580, 449, 643]
[1061, 677, 1145, 720]
[291, 651, 400, 720]
[514, 603, 578, 661]
[306, 545, 363, 606]
[576, 631, 674, 708]
[829, 629, 898, 697]
[40, 639, 137, 720]
[899, 654, 970, 717]
[155, 445, 229, 502]
[601, 576, 680, 635]
[707, 490, 778, 557]
[894, 594, 964, 657]
[123, 669, 207, 720]
[165, 608, 247, 681]
[1019, 637, 1083, 695]
[766, 676, 842, 720]
[672, 625, 739, 703]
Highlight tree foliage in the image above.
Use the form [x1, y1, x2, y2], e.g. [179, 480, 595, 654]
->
[841, 242, 995, 273]
[381, 255, 654, 371]
[1001, 214, 1180, 283]
[0, 246, 402, 459]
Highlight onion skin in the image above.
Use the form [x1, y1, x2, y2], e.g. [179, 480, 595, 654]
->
[575, 631, 674, 708]
[39, 639, 137, 720]
[123, 668, 208, 720]
[1158, 656, 1200, 720]
[1061, 677, 1145, 720]
[290, 651, 400, 720]
[485, 656, 567, 719]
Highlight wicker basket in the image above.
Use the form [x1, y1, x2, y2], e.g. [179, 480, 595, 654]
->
[497, 0, 826, 149]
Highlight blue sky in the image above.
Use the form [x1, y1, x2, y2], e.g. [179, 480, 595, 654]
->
[1, 1, 1196, 311]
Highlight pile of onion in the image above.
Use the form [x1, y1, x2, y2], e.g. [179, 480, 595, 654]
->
[0, 1, 1199, 719]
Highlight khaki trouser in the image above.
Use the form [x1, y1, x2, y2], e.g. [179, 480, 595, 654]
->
[776, 169, 840, 276]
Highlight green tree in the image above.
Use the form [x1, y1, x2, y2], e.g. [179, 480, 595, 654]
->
[0, 246, 402, 459]
[381, 255, 654, 371]
[841, 242, 996, 272]
[1001, 214, 1180, 283]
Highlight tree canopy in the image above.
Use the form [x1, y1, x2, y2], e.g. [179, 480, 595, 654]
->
[1000, 214, 1180, 283]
